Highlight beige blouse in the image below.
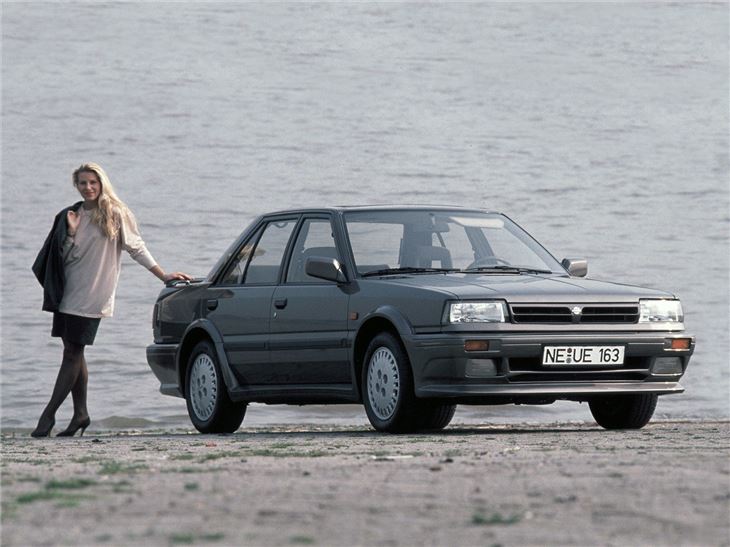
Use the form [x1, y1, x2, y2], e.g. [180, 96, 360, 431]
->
[59, 206, 157, 318]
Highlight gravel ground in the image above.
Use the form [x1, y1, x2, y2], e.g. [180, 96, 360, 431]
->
[1, 421, 728, 546]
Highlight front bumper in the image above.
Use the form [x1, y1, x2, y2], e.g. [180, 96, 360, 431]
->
[403, 331, 694, 403]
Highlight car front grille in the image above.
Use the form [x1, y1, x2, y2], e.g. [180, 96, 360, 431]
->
[508, 356, 649, 372]
[507, 371, 649, 383]
[510, 304, 639, 324]
[505, 356, 650, 383]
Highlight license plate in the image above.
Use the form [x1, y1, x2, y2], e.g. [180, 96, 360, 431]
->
[542, 346, 625, 366]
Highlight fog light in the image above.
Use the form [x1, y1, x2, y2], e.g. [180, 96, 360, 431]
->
[669, 338, 691, 350]
[465, 359, 498, 378]
[652, 357, 683, 374]
[465, 340, 490, 352]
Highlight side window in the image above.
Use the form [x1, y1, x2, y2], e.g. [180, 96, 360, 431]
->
[286, 218, 339, 283]
[243, 219, 297, 284]
[219, 227, 263, 285]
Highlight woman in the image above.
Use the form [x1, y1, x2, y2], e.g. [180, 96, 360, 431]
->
[31, 163, 191, 437]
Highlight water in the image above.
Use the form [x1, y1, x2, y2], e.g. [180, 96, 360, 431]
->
[2, 3, 728, 429]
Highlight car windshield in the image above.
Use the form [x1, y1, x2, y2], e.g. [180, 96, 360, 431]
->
[343, 210, 564, 276]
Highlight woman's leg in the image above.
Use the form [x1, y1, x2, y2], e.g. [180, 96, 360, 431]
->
[33, 339, 85, 433]
[69, 351, 89, 421]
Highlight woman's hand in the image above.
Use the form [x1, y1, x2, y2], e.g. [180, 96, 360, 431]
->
[149, 265, 194, 283]
[66, 210, 80, 236]
[163, 272, 194, 283]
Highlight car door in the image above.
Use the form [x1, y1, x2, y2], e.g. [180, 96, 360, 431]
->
[205, 217, 298, 385]
[269, 215, 351, 385]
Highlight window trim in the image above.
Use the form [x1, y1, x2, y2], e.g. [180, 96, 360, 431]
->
[215, 215, 301, 287]
[282, 214, 341, 286]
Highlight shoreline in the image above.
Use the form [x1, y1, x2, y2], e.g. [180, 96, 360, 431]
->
[2, 420, 729, 546]
[2, 416, 729, 436]
[3, 406, 727, 434]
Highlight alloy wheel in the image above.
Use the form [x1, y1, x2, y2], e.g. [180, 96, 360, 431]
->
[190, 353, 218, 421]
[367, 347, 401, 421]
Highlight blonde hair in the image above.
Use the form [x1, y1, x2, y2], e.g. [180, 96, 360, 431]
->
[72, 162, 130, 240]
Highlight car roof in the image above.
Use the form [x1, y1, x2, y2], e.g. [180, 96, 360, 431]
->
[261, 205, 501, 216]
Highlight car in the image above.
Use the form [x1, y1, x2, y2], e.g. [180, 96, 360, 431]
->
[146, 206, 695, 433]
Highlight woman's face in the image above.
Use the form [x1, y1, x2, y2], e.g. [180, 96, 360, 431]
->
[76, 171, 101, 203]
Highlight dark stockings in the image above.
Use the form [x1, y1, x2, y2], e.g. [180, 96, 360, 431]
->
[34, 340, 88, 432]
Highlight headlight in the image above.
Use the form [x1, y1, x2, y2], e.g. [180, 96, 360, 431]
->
[639, 299, 683, 323]
[449, 301, 506, 323]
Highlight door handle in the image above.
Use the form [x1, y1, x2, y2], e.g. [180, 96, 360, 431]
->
[206, 299, 218, 311]
[274, 298, 288, 309]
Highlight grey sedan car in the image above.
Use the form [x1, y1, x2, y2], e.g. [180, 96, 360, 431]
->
[146, 206, 694, 433]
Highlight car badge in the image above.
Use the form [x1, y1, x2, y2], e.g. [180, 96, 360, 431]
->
[571, 306, 582, 315]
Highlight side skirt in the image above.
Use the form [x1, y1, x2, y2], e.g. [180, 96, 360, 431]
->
[227, 384, 359, 404]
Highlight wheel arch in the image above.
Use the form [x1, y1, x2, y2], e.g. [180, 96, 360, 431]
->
[352, 308, 413, 401]
[177, 320, 239, 395]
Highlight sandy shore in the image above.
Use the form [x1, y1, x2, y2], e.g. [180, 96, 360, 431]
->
[1, 420, 728, 546]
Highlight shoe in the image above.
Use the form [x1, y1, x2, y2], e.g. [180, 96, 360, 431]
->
[56, 417, 91, 437]
[30, 416, 55, 438]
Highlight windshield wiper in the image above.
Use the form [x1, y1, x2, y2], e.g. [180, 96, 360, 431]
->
[361, 267, 459, 277]
[462, 265, 553, 275]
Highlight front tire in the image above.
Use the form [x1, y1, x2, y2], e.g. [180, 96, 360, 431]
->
[185, 340, 246, 433]
[415, 403, 457, 431]
[589, 394, 658, 430]
[362, 333, 419, 433]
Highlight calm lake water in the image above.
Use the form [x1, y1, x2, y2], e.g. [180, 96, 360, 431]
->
[2, 3, 728, 429]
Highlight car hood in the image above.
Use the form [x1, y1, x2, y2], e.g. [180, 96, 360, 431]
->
[372, 273, 674, 303]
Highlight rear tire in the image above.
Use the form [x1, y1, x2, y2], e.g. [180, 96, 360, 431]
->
[589, 394, 658, 430]
[185, 341, 246, 433]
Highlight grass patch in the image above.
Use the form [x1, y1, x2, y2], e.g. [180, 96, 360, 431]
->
[54, 496, 83, 508]
[200, 533, 225, 542]
[46, 478, 97, 490]
[169, 533, 195, 544]
[184, 482, 199, 491]
[171, 453, 195, 461]
[471, 511, 523, 526]
[162, 467, 198, 474]
[98, 461, 148, 475]
[247, 449, 326, 458]
[72, 455, 99, 464]
[14, 476, 97, 506]
[168, 532, 224, 544]
[17, 476, 42, 483]
[1, 501, 18, 520]
[18, 459, 50, 466]
[197, 450, 242, 463]
[16, 490, 88, 506]
[176, 467, 201, 474]
[608, 472, 623, 479]
[112, 480, 134, 493]
[270, 442, 295, 449]
[16, 490, 63, 504]
[161, 466, 222, 474]
[290, 536, 315, 544]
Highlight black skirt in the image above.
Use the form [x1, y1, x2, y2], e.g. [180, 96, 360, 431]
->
[52, 312, 101, 346]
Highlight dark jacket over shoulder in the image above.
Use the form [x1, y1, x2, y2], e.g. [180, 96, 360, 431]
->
[32, 202, 83, 312]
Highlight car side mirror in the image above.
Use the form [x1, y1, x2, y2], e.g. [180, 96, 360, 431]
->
[561, 258, 588, 277]
[305, 256, 348, 283]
